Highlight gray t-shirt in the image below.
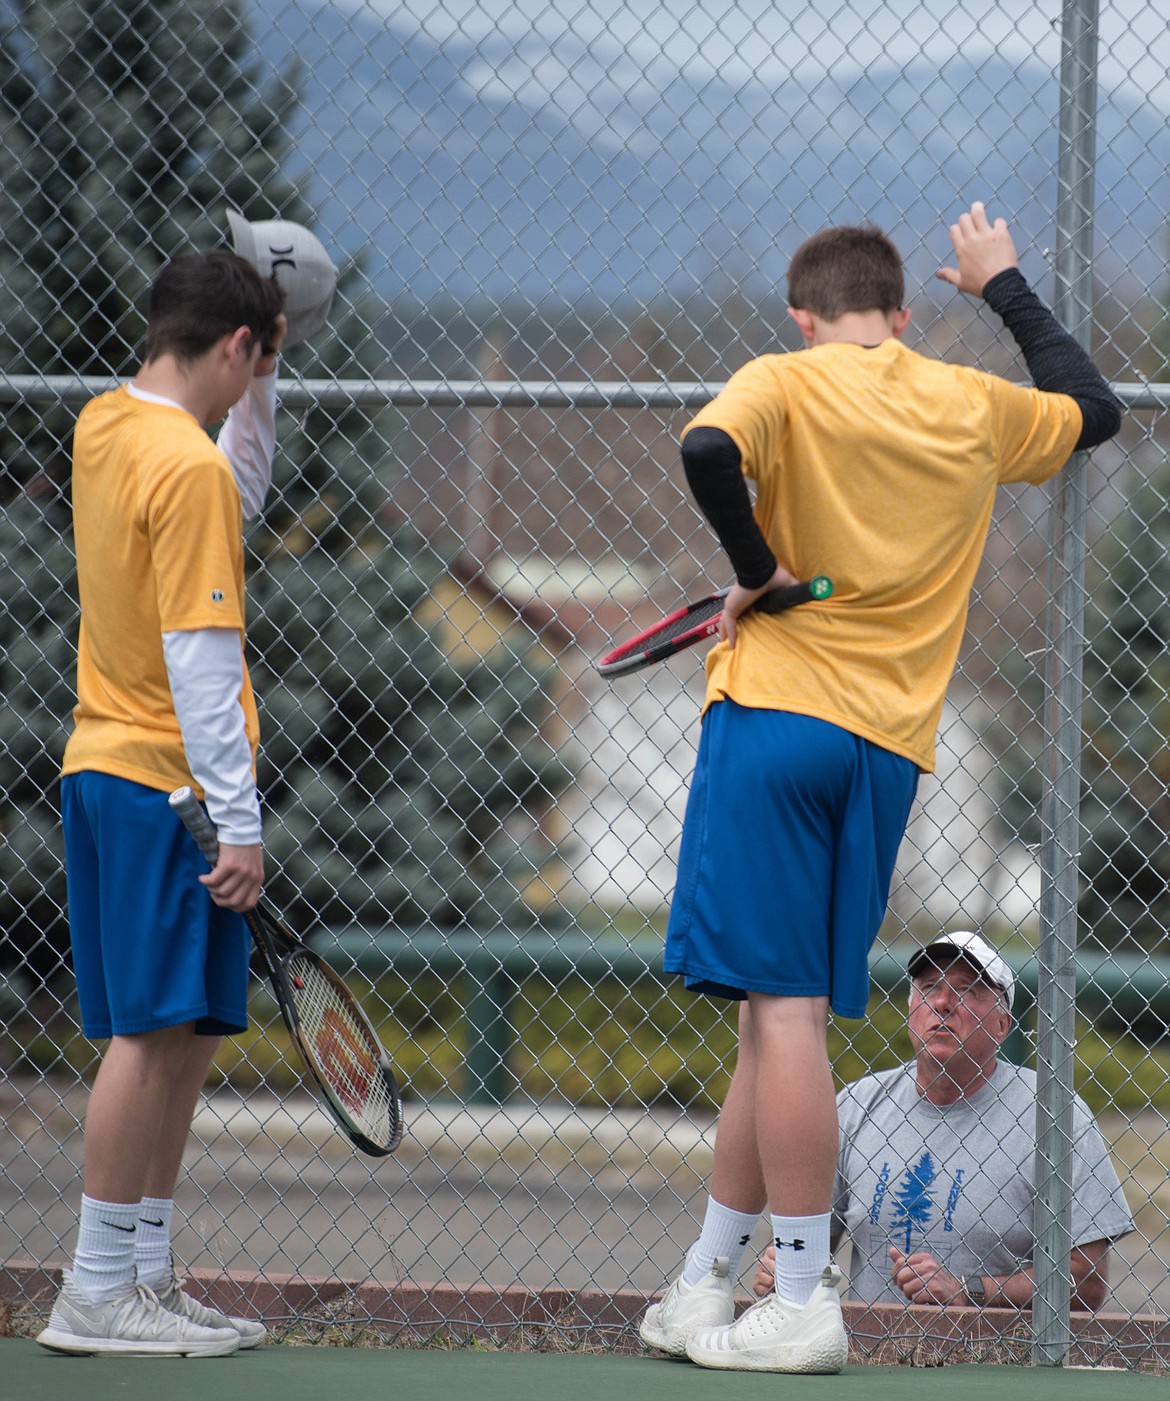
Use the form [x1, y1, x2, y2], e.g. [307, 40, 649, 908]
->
[834, 1060, 1134, 1305]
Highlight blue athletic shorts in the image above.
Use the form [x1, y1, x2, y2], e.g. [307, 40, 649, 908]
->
[663, 701, 919, 1018]
[61, 771, 251, 1038]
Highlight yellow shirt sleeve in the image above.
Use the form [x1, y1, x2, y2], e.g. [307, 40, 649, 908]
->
[143, 429, 248, 635]
[684, 356, 789, 483]
[985, 376, 1083, 485]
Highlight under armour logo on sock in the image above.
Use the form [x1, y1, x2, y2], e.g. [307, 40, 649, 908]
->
[774, 1237, 805, 1251]
[738, 1233, 752, 1246]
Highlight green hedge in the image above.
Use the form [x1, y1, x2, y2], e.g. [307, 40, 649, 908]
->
[5, 974, 1166, 1113]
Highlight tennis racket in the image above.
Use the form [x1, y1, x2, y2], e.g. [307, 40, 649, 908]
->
[168, 786, 404, 1156]
[596, 575, 833, 678]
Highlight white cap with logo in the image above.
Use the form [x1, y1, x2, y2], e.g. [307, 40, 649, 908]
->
[907, 930, 1015, 1010]
[225, 210, 338, 347]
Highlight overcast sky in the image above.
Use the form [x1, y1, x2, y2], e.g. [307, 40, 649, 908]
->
[334, 0, 1169, 117]
[272, 2, 1169, 302]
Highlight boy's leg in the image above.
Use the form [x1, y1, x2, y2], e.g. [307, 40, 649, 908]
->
[747, 992, 835, 1215]
[640, 1011, 766, 1354]
[38, 1025, 239, 1356]
[133, 1033, 269, 1348]
[682, 990, 847, 1374]
[745, 993, 836, 1305]
[710, 995, 834, 1211]
[686, 1011, 768, 1280]
[707, 1004, 767, 1214]
[133, 1032, 223, 1288]
[71, 1024, 206, 1301]
[640, 993, 839, 1357]
[81, 1024, 203, 1211]
[141, 1032, 223, 1204]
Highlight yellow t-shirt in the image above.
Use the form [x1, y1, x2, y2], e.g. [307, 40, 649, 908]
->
[686, 339, 1082, 772]
[61, 386, 259, 793]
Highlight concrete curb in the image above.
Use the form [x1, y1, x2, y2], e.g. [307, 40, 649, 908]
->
[192, 1089, 717, 1177]
[4, 1260, 1168, 1369]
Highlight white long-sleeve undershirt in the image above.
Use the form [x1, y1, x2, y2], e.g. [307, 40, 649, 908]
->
[162, 628, 261, 846]
[216, 370, 277, 519]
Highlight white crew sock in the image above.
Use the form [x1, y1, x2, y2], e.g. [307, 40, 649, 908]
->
[770, 1211, 832, 1306]
[71, 1195, 139, 1302]
[134, 1196, 176, 1290]
[681, 1198, 760, 1287]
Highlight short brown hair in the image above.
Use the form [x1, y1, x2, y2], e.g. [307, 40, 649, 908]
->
[145, 251, 285, 364]
[786, 225, 905, 320]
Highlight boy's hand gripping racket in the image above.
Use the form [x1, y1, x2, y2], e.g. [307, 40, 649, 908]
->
[596, 575, 833, 678]
[169, 786, 404, 1156]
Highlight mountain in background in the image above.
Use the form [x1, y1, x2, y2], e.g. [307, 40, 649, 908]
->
[254, 0, 1170, 310]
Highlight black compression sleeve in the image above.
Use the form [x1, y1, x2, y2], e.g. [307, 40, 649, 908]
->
[982, 268, 1122, 450]
[680, 426, 778, 589]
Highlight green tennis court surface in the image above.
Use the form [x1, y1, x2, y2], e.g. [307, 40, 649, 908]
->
[1, 1341, 1165, 1401]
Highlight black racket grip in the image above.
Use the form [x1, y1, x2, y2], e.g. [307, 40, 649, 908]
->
[753, 574, 834, 614]
[169, 786, 221, 866]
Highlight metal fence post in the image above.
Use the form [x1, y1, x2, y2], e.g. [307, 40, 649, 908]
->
[1033, 0, 1100, 1367]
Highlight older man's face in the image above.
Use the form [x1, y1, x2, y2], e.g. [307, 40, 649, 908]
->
[907, 953, 1011, 1079]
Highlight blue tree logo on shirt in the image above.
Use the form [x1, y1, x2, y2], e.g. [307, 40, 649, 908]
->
[890, 1152, 937, 1252]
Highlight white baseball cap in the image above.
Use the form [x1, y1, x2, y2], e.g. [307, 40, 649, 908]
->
[907, 930, 1015, 1010]
[225, 210, 338, 347]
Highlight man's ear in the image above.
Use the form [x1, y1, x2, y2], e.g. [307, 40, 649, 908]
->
[787, 306, 816, 344]
[890, 307, 912, 339]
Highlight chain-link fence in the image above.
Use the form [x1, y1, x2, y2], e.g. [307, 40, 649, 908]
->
[2, 0, 1170, 1370]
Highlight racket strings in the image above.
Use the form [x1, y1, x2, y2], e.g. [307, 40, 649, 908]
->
[285, 951, 396, 1145]
[613, 597, 722, 657]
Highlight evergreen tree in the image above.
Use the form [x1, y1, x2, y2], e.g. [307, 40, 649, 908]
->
[991, 463, 1170, 954]
[0, 0, 306, 495]
[0, 0, 575, 999]
[0, 496, 80, 989]
[248, 382, 576, 933]
[249, 538, 575, 933]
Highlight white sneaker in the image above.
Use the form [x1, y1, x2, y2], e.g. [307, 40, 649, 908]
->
[685, 1264, 848, 1373]
[639, 1257, 735, 1355]
[35, 1271, 240, 1357]
[153, 1271, 268, 1349]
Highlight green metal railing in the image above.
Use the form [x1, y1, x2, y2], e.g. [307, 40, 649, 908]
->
[325, 927, 1170, 1107]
